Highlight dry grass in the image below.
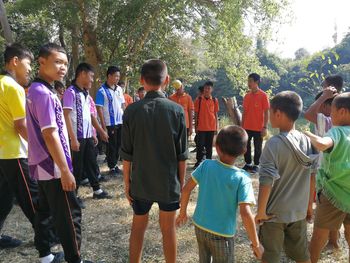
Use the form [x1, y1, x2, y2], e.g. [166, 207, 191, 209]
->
[0, 143, 349, 262]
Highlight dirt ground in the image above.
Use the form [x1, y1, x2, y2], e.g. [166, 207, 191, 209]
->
[0, 145, 349, 263]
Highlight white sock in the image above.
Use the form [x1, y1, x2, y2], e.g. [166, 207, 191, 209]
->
[40, 254, 54, 263]
[94, 189, 103, 195]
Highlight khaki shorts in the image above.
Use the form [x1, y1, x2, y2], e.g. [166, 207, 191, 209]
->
[259, 220, 310, 263]
[314, 193, 350, 230]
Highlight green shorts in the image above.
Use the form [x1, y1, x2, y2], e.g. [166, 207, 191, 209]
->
[314, 193, 350, 230]
[259, 220, 310, 263]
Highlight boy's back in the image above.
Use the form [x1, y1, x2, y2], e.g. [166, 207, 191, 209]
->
[121, 90, 188, 203]
[193, 159, 255, 236]
[259, 130, 313, 223]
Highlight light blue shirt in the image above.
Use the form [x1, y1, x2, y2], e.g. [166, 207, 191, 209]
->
[192, 159, 255, 237]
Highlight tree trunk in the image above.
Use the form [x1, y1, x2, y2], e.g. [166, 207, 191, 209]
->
[222, 97, 242, 126]
[0, 0, 14, 44]
[77, 0, 102, 97]
[70, 24, 80, 78]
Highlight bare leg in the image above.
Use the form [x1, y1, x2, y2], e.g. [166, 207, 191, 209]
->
[159, 210, 177, 263]
[344, 224, 350, 263]
[129, 214, 149, 263]
[309, 227, 330, 263]
[327, 230, 340, 249]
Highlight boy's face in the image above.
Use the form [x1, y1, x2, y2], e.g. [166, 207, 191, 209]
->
[269, 108, 280, 128]
[203, 85, 212, 97]
[14, 57, 32, 87]
[107, 72, 120, 86]
[39, 51, 68, 82]
[320, 103, 332, 117]
[248, 78, 258, 90]
[81, 71, 94, 90]
[330, 104, 349, 126]
[176, 86, 184, 95]
[138, 90, 146, 99]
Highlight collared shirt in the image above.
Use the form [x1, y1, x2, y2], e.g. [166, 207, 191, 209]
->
[63, 85, 92, 139]
[243, 88, 269, 132]
[194, 96, 219, 131]
[0, 73, 28, 159]
[169, 92, 194, 128]
[120, 90, 188, 203]
[26, 78, 72, 181]
[95, 83, 125, 126]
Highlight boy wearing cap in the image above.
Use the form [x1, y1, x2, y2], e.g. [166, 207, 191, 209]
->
[169, 80, 194, 137]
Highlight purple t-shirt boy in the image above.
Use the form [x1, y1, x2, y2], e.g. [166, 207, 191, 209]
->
[26, 78, 72, 180]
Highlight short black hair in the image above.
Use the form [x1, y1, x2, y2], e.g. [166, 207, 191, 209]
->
[54, 80, 65, 90]
[216, 125, 248, 157]
[118, 81, 125, 86]
[38, 43, 66, 58]
[4, 43, 34, 64]
[248, 73, 261, 83]
[198, 85, 204, 93]
[106, 66, 120, 77]
[204, 81, 214, 87]
[333, 92, 350, 112]
[324, 75, 343, 92]
[315, 91, 335, 106]
[270, 91, 303, 121]
[141, 59, 167, 86]
[75, 62, 94, 79]
[138, 87, 145, 92]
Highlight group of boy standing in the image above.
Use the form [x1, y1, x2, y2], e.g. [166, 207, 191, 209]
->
[0, 40, 350, 263]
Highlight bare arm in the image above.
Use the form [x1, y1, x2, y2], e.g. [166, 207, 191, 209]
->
[304, 131, 334, 152]
[63, 109, 79, 151]
[307, 174, 316, 222]
[123, 160, 133, 204]
[178, 160, 187, 188]
[176, 177, 197, 226]
[304, 87, 337, 124]
[97, 106, 107, 131]
[91, 115, 108, 142]
[188, 110, 193, 136]
[240, 204, 264, 259]
[14, 118, 28, 141]
[241, 109, 245, 128]
[42, 128, 76, 191]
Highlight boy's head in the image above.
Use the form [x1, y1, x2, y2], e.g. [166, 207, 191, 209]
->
[331, 92, 350, 126]
[172, 80, 184, 95]
[75, 62, 94, 90]
[38, 43, 68, 83]
[118, 80, 126, 91]
[54, 81, 65, 96]
[215, 125, 248, 159]
[106, 66, 121, 86]
[198, 85, 204, 95]
[203, 81, 213, 97]
[137, 87, 146, 99]
[315, 91, 335, 117]
[322, 75, 343, 93]
[248, 73, 260, 90]
[4, 43, 34, 87]
[270, 91, 303, 128]
[140, 59, 169, 90]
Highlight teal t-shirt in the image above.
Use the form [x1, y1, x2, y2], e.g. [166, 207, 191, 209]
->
[317, 126, 350, 213]
[192, 159, 255, 237]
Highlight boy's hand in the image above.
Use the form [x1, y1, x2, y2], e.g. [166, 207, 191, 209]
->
[176, 211, 188, 227]
[322, 86, 337, 99]
[124, 184, 133, 205]
[61, 170, 76, 192]
[100, 130, 109, 142]
[251, 243, 264, 260]
[71, 138, 80, 152]
[255, 212, 275, 225]
[92, 135, 98, 146]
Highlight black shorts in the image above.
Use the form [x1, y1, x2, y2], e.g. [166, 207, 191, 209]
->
[132, 199, 180, 215]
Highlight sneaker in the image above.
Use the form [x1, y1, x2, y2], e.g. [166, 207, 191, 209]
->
[190, 148, 197, 153]
[98, 175, 108, 182]
[0, 235, 22, 248]
[251, 165, 259, 174]
[242, 164, 253, 172]
[50, 251, 64, 263]
[77, 197, 86, 209]
[93, 190, 111, 199]
[80, 178, 89, 186]
[110, 166, 122, 176]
